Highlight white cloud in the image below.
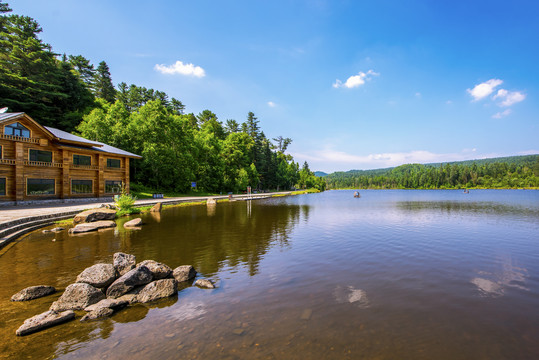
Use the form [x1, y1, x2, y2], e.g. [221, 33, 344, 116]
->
[467, 79, 503, 101]
[267, 101, 276, 107]
[415, 92, 422, 98]
[493, 89, 526, 107]
[154, 60, 205, 77]
[492, 109, 512, 119]
[333, 70, 379, 89]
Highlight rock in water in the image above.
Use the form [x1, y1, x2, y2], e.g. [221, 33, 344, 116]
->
[16, 310, 75, 336]
[106, 265, 153, 298]
[137, 260, 172, 280]
[172, 265, 197, 282]
[194, 279, 215, 289]
[84, 298, 128, 312]
[113, 252, 136, 276]
[124, 218, 143, 228]
[50, 283, 105, 312]
[76, 263, 117, 288]
[80, 307, 114, 321]
[206, 198, 217, 205]
[68, 220, 116, 234]
[11, 285, 56, 301]
[149, 203, 162, 213]
[73, 209, 117, 224]
[135, 279, 178, 303]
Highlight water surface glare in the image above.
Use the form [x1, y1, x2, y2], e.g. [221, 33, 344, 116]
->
[1, 190, 539, 359]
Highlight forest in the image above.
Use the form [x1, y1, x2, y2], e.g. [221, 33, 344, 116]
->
[324, 155, 539, 189]
[0, 1, 325, 193]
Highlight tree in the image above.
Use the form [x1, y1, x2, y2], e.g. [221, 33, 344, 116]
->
[94, 61, 116, 103]
[68, 54, 96, 90]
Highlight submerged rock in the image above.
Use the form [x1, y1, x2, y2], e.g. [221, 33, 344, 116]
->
[73, 209, 117, 224]
[106, 265, 153, 298]
[50, 283, 105, 312]
[172, 265, 197, 282]
[113, 252, 136, 276]
[76, 263, 117, 288]
[194, 279, 215, 289]
[134, 279, 178, 303]
[11, 285, 56, 302]
[124, 218, 143, 228]
[68, 220, 116, 234]
[51, 227, 65, 232]
[16, 310, 75, 336]
[137, 260, 172, 280]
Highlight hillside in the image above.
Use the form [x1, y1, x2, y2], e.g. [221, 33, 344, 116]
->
[322, 154, 539, 189]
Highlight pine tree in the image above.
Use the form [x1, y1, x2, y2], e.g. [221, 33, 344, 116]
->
[94, 61, 116, 103]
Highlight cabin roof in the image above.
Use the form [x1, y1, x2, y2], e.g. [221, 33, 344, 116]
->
[57, 141, 142, 159]
[44, 126, 103, 146]
[0, 112, 25, 121]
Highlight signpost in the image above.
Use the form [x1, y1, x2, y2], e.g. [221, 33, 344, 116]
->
[191, 182, 197, 190]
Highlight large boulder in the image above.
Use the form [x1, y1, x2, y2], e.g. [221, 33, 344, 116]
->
[134, 279, 178, 303]
[149, 203, 162, 213]
[49, 283, 105, 312]
[76, 263, 117, 288]
[69, 220, 116, 234]
[206, 198, 217, 205]
[172, 265, 197, 282]
[73, 209, 117, 224]
[16, 310, 75, 336]
[137, 260, 172, 280]
[11, 285, 56, 301]
[113, 252, 136, 276]
[106, 265, 153, 299]
[124, 218, 143, 228]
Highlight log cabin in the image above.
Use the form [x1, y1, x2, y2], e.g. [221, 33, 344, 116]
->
[0, 112, 141, 204]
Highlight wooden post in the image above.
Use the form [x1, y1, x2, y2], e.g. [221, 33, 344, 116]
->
[61, 149, 70, 199]
[14, 142, 24, 202]
[98, 154, 104, 197]
[124, 158, 130, 193]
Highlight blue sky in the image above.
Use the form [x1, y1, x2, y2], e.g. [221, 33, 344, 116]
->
[12, 0, 539, 172]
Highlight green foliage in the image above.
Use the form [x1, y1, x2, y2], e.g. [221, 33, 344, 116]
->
[324, 155, 539, 189]
[0, 4, 94, 131]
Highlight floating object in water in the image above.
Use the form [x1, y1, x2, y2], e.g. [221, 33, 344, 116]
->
[354, 191, 360, 198]
[463, 189, 469, 194]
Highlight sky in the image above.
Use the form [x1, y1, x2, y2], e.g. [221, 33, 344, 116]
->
[11, 0, 539, 173]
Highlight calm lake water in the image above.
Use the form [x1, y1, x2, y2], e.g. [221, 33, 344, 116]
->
[1, 190, 538, 359]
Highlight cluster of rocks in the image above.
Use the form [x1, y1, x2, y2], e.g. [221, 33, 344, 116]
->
[12, 252, 215, 336]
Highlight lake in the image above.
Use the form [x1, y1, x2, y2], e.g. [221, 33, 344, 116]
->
[1, 190, 538, 359]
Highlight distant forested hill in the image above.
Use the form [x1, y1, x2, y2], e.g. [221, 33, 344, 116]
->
[322, 155, 539, 189]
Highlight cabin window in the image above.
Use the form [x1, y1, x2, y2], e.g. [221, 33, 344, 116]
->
[27, 179, 55, 195]
[0, 145, 2, 158]
[0, 178, 5, 196]
[71, 179, 93, 194]
[29, 149, 52, 163]
[4, 122, 30, 138]
[73, 154, 91, 166]
[105, 180, 122, 194]
[107, 158, 121, 168]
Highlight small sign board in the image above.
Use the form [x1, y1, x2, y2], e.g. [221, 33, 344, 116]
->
[191, 182, 197, 188]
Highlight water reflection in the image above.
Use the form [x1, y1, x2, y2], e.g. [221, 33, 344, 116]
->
[0, 200, 308, 359]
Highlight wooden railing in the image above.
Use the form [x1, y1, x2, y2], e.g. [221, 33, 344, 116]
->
[71, 164, 99, 170]
[24, 161, 64, 168]
[0, 134, 40, 143]
[0, 159, 16, 165]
